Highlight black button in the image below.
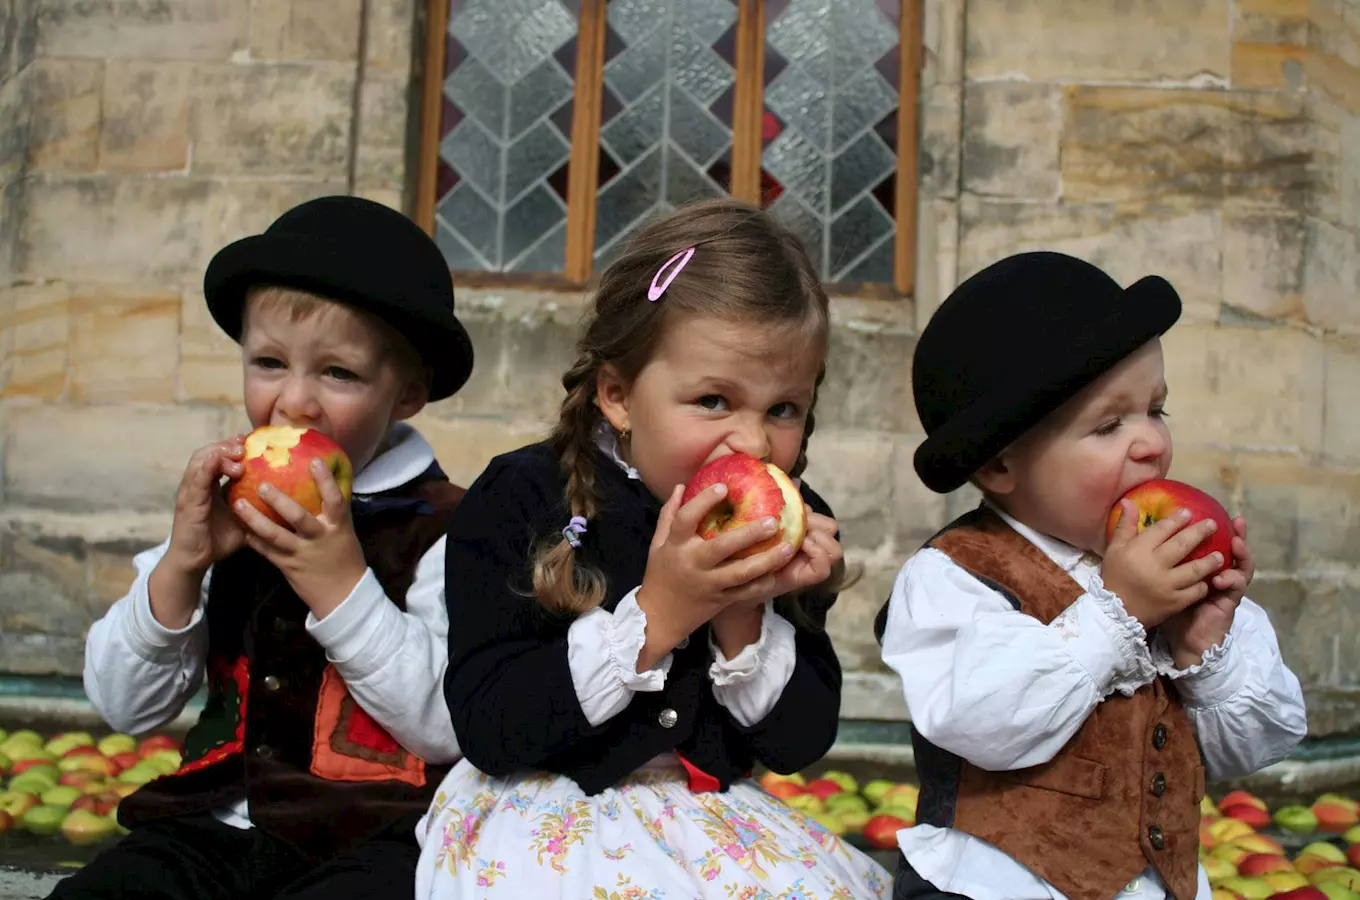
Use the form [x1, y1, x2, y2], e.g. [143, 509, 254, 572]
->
[262, 675, 281, 692]
[1148, 825, 1164, 850]
[1150, 773, 1166, 797]
[255, 744, 275, 760]
[1152, 724, 1168, 749]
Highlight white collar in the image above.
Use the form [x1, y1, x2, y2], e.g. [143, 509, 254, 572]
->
[984, 498, 1099, 574]
[352, 422, 436, 495]
[594, 422, 641, 481]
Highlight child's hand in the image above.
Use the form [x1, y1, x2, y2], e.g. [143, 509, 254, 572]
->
[709, 509, 843, 657]
[150, 436, 250, 628]
[1101, 500, 1226, 630]
[232, 458, 368, 620]
[635, 483, 799, 669]
[1161, 517, 1253, 668]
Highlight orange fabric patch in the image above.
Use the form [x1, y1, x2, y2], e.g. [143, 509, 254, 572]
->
[310, 664, 425, 787]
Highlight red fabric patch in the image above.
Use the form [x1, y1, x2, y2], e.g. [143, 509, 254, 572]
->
[677, 752, 722, 794]
[344, 702, 400, 755]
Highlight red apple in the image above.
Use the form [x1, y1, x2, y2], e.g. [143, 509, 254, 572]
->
[1223, 803, 1273, 830]
[58, 754, 117, 776]
[1294, 854, 1344, 875]
[764, 781, 805, 800]
[1220, 790, 1268, 812]
[803, 779, 844, 800]
[10, 758, 56, 777]
[863, 814, 909, 850]
[1347, 844, 1360, 869]
[228, 425, 354, 527]
[1316, 800, 1360, 833]
[1236, 853, 1295, 876]
[1271, 889, 1330, 900]
[135, 736, 181, 759]
[680, 453, 806, 560]
[1105, 478, 1234, 578]
[111, 751, 140, 772]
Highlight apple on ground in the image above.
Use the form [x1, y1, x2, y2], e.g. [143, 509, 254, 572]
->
[1297, 854, 1346, 876]
[837, 807, 871, 828]
[825, 794, 869, 815]
[1220, 791, 1268, 812]
[1211, 889, 1243, 900]
[39, 785, 83, 808]
[1277, 805, 1322, 834]
[9, 773, 59, 796]
[1266, 871, 1313, 892]
[108, 783, 141, 800]
[784, 794, 825, 815]
[135, 735, 181, 759]
[1230, 834, 1287, 856]
[59, 753, 118, 776]
[21, 804, 68, 836]
[44, 732, 95, 757]
[1319, 883, 1360, 900]
[1222, 804, 1272, 830]
[1271, 888, 1332, 900]
[1106, 479, 1235, 579]
[1, 729, 43, 750]
[110, 751, 140, 772]
[1214, 876, 1273, 899]
[803, 779, 844, 800]
[5, 744, 56, 764]
[0, 790, 39, 819]
[1213, 844, 1252, 866]
[1202, 819, 1222, 851]
[1236, 853, 1294, 876]
[1202, 855, 1237, 881]
[862, 780, 897, 806]
[1303, 844, 1350, 865]
[1314, 869, 1360, 890]
[96, 734, 137, 757]
[764, 781, 804, 801]
[0, 809, 12, 834]
[11, 758, 60, 778]
[862, 814, 909, 850]
[70, 792, 118, 817]
[61, 807, 118, 846]
[818, 771, 858, 794]
[143, 753, 182, 776]
[1347, 845, 1360, 869]
[228, 426, 354, 528]
[681, 452, 807, 559]
[117, 763, 163, 786]
[1202, 796, 1222, 818]
[0, 750, 10, 777]
[757, 771, 805, 791]
[808, 811, 847, 836]
[1316, 798, 1360, 833]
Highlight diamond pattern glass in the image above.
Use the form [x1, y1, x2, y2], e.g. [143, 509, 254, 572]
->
[594, 0, 739, 264]
[760, 0, 902, 284]
[434, 0, 579, 272]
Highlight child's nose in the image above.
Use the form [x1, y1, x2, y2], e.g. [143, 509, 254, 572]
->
[275, 376, 322, 423]
[726, 418, 771, 461]
[1131, 421, 1168, 460]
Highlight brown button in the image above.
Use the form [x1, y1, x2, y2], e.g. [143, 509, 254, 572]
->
[262, 675, 281, 692]
[1152, 724, 1168, 749]
[1148, 825, 1164, 850]
[1150, 772, 1166, 797]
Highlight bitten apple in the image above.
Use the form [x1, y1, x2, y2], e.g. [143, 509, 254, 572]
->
[680, 453, 806, 560]
[1105, 478, 1235, 578]
[228, 426, 353, 527]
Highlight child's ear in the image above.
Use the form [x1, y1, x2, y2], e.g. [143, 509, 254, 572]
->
[391, 367, 432, 422]
[973, 455, 1016, 496]
[595, 364, 631, 434]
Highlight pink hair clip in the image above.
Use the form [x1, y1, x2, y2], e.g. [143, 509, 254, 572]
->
[648, 247, 695, 302]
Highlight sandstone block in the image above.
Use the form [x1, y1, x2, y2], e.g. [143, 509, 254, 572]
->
[890, 436, 949, 550]
[189, 63, 354, 177]
[70, 285, 180, 403]
[0, 67, 32, 187]
[824, 561, 898, 675]
[37, 0, 249, 60]
[1062, 87, 1311, 210]
[250, 0, 362, 61]
[19, 176, 212, 284]
[365, 0, 416, 71]
[961, 82, 1060, 201]
[1232, 0, 1309, 89]
[920, 84, 961, 200]
[965, 0, 1230, 83]
[1222, 212, 1306, 321]
[89, 539, 144, 610]
[5, 404, 228, 511]
[1303, 217, 1360, 331]
[0, 179, 22, 284]
[99, 61, 191, 173]
[958, 197, 1223, 322]
[27, 59, 103, 174]
[0, 0, 41, 83]
[196, 179, 338, 276]
[355, 68, 409, 191]
[179, 288, 242, 404]
[802, 431, 895, 553]
[412, 414, 548, 489]
[818, 325, 918, 434]
[1244, 577, 1320, 684]
[914, 197, 959, 332]
[1307, 0, 1360, 114]
[1239, 453, 1360, 571]
[1324, 336, 1360, 464]
[3, 282, 70, 400]
[1162, 324, 1324, 451]
[436, 310, 579, 423]
[921, 0, 963, 87]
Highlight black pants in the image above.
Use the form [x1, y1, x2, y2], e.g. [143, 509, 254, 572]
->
[893, 853, 974, 900]
[45, 813, 421, 900]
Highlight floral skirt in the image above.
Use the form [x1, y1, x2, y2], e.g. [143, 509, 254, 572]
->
[414, 756, 893, 900]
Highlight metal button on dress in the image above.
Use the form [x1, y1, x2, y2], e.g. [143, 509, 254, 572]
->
[262, 675, 281, 692]
[658, 708, 678, 728]
[1152, 724, 1168, 749]
[255, 744, 275, 760]
[1148, 825, 1164, 850]
[1150, 772, 1166, 797]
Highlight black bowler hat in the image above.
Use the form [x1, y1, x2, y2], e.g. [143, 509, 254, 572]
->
[204, 196, 474, 401]
[912, 251, 1182, 494]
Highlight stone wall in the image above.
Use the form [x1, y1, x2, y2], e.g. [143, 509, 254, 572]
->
[2, 0, 1359, 736]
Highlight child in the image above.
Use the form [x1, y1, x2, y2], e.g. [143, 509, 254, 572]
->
[54, 196, 475, 900]
[413, 199, 891, 898]
[878, 251, 1309, 900]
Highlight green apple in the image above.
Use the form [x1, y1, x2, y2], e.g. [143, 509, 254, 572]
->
[1275, 804, 1320, 834]
[116, 763, 162, 786]
[4, 744, 55, 764]
[875, 804, 917, 823]
[818, 771, 859, 794]
[825, 794, 870, 814]
[96, 734, 137, 757]
[784, 794, 825, 815]
[1319, 882, 1360, 900]
[144, 752, 182, 775]
[0, 729, 8, 745]
[1302, 842, 1349, 864]
[837, 807, 871, 828]
[808, 811, 847, 836]
[8, 773, 57, 796]
[1214, 876, 1273, 899]
[44, 732, 95, 757]
[1345, 825, 1360, 845]
[862, 779, 897, 806]
[0, 751, 10, 776]
[21, 804, 68, 836]
[60, 808, 117, 846]
[39, 785, 82, 808]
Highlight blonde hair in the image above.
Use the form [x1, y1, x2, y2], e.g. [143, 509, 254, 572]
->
[531, 199, 851, 617]
[242, 285, 428, 388]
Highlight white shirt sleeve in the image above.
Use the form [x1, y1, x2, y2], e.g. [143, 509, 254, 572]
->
[566, 588, 673, 727]
[708, 602, 797, 727]
[83, 539, 210, 735]
[1150, 597, 1308, 779]
[880, 548, 1158, 771]
[304, 536, 462, 764]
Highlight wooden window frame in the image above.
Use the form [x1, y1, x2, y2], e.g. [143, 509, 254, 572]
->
[415, 0, 923, 297]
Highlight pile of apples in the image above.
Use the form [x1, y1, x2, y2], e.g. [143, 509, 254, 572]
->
[1201, 790, 1360, 899]
[0, 728, 182, 846]
[758, 769, 918, 849]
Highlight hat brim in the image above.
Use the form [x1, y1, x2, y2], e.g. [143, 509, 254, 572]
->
[204, 233, 474, 401]
[913, 275, 1181, 494]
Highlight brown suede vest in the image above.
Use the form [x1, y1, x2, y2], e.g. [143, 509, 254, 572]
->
[915, 507, 1203, 900]
[119, 472, 465, 862]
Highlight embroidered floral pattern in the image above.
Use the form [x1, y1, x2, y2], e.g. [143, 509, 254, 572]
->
[592, 875, 665, 900]
[530, 799, 595, 873]
[475, 859, 506, 887]
[434, 789, 497, 875]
